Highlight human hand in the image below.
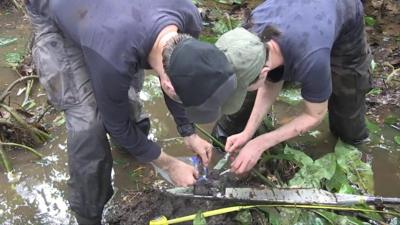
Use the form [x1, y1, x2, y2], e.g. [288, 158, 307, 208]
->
[225, 131, 252, 153]
[167, 158, 199, 186]
[153, 151, 198, 186]
[230, 140, 265, 175]
[184, 134, 213, 166]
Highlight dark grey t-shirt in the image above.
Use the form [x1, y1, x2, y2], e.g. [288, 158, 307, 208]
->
[47, 0, 202, 162]
[251, 0, 364, 102]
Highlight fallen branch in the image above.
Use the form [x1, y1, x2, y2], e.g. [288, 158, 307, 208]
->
[0, 145, 12, 173]
[0, 75, 39, 103]
[383, 62, 400, 85]
[0, 103, 51, 143]
[0, 142, 43, 158]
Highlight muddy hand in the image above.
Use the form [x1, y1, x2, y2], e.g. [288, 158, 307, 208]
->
[225, 131, 252, 153]
[230, 140, 264, 174]
[184, 134, 213, 166]
[168, 159, 199, 186]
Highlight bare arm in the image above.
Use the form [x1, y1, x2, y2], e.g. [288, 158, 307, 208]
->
[225, 80, 283, 151]
[252, 99, 327, 151]
[230, 99, 328, 174]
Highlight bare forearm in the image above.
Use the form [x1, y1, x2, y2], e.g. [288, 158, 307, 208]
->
[244, 81, 283, 136]
[152, 151, 174, 170]
[254, 100, 328, 151]
[259, 113, 322, 149]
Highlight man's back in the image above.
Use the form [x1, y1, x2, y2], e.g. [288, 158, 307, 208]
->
[48, 0, 202, 72]
[250, 0, 365, 103]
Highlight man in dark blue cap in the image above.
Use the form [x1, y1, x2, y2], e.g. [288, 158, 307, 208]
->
[25, 0, 236, 224]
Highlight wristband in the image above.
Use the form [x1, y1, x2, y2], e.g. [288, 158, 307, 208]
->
[177, 123, 195, 137]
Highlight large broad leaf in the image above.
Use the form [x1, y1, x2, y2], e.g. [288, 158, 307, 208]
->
[289, 153, 336, 188]
[314, 210, 366, 225]
[325, 166, 356, 194]
[234, 210, 252, 225]
[283, 145, 313, 167]
[277, 88, 303, 105]
[193, 211, 207, 225]
[334, 140, 374, 194]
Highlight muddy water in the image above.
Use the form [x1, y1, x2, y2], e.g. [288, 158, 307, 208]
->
[0, 8, 399, 225]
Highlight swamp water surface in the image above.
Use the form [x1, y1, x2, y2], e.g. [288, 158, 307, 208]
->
[0, 9, 399, 225]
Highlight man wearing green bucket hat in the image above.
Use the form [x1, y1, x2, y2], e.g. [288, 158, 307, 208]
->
[214, 0, 372, 174]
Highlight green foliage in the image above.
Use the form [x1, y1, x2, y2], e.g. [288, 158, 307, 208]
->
[395, 135, 400, 145]
[193, 211, 207, 225]
[141, 75, 163, 101]
[277, 88, 303, 105]
[234, 210, 252, 225]
[384, 115, 400, 125]
[366, 118, 381, 135]
[5, 52, 22, 67]
[289, 153, 336, 188]
[212, 15, 240, 36]
[257, 141, 377, 224]
[199, 35, 219, 44]
[335, 140, 374, 194]
[283, 145, 313, 167]
[0, 37, 17, 47]
[364, 16, 376, 26]
[367, 88, 382, 96]
[192, 0, 203, 5]
[313, 210, 366, 225]
[214, 0, 243, 5]
[325, 166, 356, 194]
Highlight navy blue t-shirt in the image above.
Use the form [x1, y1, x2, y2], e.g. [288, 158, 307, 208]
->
[250, 0, 364, 103]
[47, 0, 202, 162]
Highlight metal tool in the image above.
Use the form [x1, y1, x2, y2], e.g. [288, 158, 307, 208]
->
[219, 168, 230, 176]
[167, 187, 400, 206]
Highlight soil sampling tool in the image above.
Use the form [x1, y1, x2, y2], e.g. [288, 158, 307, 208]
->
[166, 186, 400, 206]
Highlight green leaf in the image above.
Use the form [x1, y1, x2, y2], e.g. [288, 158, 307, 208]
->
[366, 118, 381, 134]
[295, 211, 326, 225]
[192, 0, 202, 5]
[325, 166, 356, 194]
[364, 16, 376, 26]
[0, 37, 17, 47]
[314, 210, 365, 225]
[384, 115, 399, 125]
[199, 35, 219, 44]
[193, 211, 207, 225]
[214, 0, 242, 5]
[234, 210, 252, 225]
[5, 52, 22, 67]
[335, 140, 374, 194]
[289, 153, 336, 188]
[367, 88, 382, 96]
[283, 145, 313, 167]
[212, 20, 231, 35]
[54, 114, 66, 127]
[395, 135, 400, 145]
[278, 88, 303, 105]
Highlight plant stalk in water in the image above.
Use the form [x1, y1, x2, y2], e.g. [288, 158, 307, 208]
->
[0, 142, 43, 158]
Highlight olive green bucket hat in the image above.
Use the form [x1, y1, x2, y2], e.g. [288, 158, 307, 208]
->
[216, 27, 266, 115]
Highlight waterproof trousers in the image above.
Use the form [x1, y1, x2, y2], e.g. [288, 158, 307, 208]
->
[27, 3, 148, 224]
